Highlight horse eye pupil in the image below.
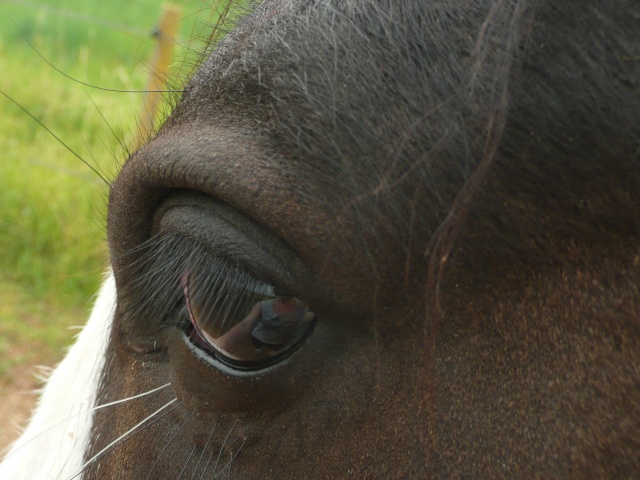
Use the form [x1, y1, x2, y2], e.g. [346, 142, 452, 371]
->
[180, 270, 316, 371]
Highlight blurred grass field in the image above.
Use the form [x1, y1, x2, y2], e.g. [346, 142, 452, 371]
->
[0, 0, 231, 447]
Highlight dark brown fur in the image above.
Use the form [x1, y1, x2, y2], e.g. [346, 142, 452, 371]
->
[89, 0, 639, 477]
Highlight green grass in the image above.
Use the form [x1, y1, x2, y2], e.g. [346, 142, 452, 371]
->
[0, 278, 89, 376]
[0, 1, 237, 363]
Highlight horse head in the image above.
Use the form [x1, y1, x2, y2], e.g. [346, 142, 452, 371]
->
[2, 0, 639, 477]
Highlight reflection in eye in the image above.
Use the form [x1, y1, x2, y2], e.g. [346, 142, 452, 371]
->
[180, 269, 316, 369]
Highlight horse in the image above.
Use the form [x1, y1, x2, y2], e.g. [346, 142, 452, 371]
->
[1, 0, 639, 477]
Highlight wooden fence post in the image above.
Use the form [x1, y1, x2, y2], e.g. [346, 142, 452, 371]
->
[135, 4, 181, 147]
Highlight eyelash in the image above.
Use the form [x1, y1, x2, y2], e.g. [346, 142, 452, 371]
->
[124, 233, 317, 373]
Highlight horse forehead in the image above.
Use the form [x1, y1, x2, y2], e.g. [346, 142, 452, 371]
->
[159, 0, 491, 273]
[181, 0, 483, 171]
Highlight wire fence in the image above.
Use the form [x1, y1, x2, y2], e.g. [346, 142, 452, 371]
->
[5, 0, 210, 134]
[2, 0, 151, 36]
[1, 0, 226, 47]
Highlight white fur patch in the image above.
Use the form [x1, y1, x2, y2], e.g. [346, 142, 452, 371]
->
[0, 272, 116, 480]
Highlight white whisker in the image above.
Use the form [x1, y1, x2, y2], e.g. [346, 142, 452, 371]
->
[208, 420, 240, 478]
[53, 403, 84, 480]
[143, 413, 194, 480]
[213, 436, 245, 480]
[1, 383, 171, 464]
[198, 448, 217, 480]
[191, 421, 218, 480]
[69, 398, 178, 479]
[96, 383, 171, 409]
[177, 445, 198, 480]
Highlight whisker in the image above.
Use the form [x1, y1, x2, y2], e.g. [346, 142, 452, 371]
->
[0, 383, 170, 463]
[0, 90, 110, 186]
[69, 398, 180, 479]
[96, 383, 172, 408]
[84, 91, 129, 158]
[213, 435, 245, 479]
[143, 413, 194, 480]
[80, 92, 130, 187]
[50, 403, 83, 480]
[191, 420, 218, 480]
[198, 446, 217, 480]
[9, 17, 184, 95]
[177, 445, 198, 480]
[210, 420, 238, 477]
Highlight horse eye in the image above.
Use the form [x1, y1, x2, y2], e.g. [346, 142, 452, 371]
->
[179, 267, 316, 373]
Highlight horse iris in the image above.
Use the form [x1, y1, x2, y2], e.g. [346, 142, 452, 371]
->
[180, 269, 316, 371]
